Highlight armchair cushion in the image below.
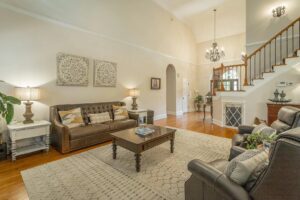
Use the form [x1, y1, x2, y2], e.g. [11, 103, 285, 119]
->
[251, 123, 276, 136]
[277, 106, 299, 126]
[270, 120, 291, 133]
[225, 150, 268, 185]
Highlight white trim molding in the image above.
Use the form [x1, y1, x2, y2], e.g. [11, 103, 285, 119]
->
[167, 111, 183, 116]
[154, 114, 167, 121]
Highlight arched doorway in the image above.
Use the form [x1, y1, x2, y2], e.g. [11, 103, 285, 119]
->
[166, 64, 176, 115]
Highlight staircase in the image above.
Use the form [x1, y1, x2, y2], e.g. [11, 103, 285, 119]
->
[211, 16, 300, 95]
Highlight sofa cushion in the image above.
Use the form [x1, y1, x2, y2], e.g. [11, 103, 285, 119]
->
[105, 119, 137, 131]
[69, 124, 110, 140]
[271, 120, 291, 133]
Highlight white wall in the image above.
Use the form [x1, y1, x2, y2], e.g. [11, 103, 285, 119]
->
[197, 33, 246, 96]
[246, 0, 300, 53]
[0, 0, 198, 122]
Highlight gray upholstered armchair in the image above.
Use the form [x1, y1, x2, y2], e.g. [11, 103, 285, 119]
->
[185, 128, 300, 200]
[229, 106, 300, 160]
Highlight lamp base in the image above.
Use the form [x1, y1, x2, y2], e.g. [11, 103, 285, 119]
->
[23, 101, 34, 124]
[131, 97, 138, 110]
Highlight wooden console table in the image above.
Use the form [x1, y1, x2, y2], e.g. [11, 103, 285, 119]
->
[267, 103, 300, 125]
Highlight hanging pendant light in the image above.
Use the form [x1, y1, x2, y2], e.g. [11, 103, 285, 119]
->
[205, 9, 225, 62]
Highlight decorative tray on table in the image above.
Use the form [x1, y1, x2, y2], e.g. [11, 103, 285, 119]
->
[135, 127, 155, 136]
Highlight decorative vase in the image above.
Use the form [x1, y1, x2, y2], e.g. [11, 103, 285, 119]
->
[273, 89, 279, 101]
[280, 90, 286, 101]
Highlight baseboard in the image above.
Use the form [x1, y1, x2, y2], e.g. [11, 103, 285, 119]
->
[167, 111, 183, 116]
[212, 119, 223, 127]
[154, 114, 167, 120]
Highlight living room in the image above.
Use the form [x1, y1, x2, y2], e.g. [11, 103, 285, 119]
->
[0, 0, 300, 199]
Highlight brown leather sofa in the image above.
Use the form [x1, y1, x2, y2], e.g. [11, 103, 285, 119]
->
[50, 102, 153, 153]
[185, 127, 300, 200]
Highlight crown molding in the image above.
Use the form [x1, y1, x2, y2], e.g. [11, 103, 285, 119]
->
[0, 2, 199, 67]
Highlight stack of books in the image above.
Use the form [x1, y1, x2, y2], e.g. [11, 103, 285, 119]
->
[135, 127, 154, 136]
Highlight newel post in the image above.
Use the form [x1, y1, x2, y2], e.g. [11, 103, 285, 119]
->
[212, 68, 216, 96]
[243, 55, 249, 86]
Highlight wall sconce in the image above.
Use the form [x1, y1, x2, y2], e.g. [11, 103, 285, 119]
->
[272, 6, 285, 17]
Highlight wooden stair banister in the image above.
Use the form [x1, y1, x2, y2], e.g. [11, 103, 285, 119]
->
[211, 16, 300, 95]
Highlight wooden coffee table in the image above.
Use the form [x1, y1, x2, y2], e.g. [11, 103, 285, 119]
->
[110, 125, 176, 172]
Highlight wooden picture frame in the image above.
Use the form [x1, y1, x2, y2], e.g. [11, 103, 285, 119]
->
[151, 78, 161, 90]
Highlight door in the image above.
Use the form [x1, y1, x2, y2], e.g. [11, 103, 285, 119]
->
[182, 78, 189, 113]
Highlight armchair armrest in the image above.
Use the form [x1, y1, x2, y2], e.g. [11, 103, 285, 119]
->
[238, 125, 255, 135]
[229, 146, 247, 161]
[186, 159, 249, 200]
[238, 125, 254, 134]
[52, 119, 70, 153]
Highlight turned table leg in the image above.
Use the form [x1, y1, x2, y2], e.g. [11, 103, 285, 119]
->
[170, 138, 174, 153]
[112, 139, 117, 159]
[11, 140, 16, 161]
[135, 153, 141, 172]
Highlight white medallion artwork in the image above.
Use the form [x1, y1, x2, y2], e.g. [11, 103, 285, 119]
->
[56, 53, 89, 86]
[94, 60, 117, 87]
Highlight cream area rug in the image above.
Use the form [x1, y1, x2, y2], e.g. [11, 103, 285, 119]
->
[21, 128, 231, 200]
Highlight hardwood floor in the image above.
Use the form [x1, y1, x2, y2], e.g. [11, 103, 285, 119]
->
[0, 112, 236, 200]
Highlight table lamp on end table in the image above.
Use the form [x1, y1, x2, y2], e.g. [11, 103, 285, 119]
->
[15, 86, 40, 124]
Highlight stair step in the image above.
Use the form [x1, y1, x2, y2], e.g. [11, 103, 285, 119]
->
[272, 64, 286, 68]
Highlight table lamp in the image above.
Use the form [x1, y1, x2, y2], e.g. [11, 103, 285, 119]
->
[15, 86, 40, 124]
[129, 88, 140, 110]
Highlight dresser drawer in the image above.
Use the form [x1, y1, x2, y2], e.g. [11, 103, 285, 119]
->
[12, 126, 48, 140]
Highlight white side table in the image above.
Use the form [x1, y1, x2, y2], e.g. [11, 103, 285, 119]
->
[7, 120, 51, 161]
[129, 109, 148, 124]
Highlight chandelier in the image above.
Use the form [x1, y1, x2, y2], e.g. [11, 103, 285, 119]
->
[205, 9, 225, 62]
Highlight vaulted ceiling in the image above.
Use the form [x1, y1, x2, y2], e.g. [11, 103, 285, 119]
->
[153, 0, 246, 43]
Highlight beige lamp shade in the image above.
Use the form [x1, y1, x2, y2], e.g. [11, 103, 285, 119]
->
[15, 87, 40, 101]
[129, 88, 140, 97]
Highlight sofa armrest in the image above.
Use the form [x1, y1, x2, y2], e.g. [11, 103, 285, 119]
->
[128, 112, 139, 125]
[52, 119, 70, 153]
[238, 125, 255, 135]
[186, 159, 249, 200]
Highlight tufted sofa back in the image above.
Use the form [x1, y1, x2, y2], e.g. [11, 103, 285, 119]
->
[50, 102, 125, 124]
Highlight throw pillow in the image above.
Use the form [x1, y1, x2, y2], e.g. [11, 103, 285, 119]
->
[244, 161, 269, 191]
[58, 108, 85, 128]
[113, 105, 129, 120]
[224, 149, 268, 185]
[252, 123, 276, 137]
[88, 112, 112, 124]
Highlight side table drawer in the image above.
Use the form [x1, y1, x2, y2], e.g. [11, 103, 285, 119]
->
[13, 127, 47, 140]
